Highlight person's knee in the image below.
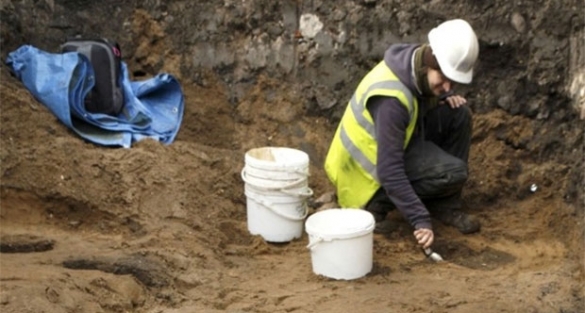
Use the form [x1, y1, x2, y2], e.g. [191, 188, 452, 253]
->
[453, 105, 472, 131]
[458, 105, 472, 122]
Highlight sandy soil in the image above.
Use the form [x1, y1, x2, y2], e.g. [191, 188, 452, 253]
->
[1, 1, 584, 313]
[1, 66, 583, 312]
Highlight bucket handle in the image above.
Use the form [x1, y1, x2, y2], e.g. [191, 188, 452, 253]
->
[279, 186, 314, 198]
[306, 237, 326, 250]
[241, 169, 310, 194]
[247, 192, 309, 221]
[246, 165, 310, 176]
[242, 169, 308, 181]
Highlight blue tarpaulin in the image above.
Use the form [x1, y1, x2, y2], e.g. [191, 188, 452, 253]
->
[6, 45, 184, 148]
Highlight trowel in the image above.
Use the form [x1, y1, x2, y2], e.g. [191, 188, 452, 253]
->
[423, 247, 444, 262]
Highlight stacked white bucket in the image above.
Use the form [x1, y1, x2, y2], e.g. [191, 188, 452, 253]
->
[241, 147, 313, 243]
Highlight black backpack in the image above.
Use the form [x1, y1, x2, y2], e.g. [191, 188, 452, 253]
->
[61, 38, 125, 116]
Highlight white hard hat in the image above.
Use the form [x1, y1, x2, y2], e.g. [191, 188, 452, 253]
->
[428, 19, 479, 84]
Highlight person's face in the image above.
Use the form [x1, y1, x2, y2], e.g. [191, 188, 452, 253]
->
[427, 68, 455, 97]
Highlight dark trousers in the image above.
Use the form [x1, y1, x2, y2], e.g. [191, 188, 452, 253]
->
[366, 105, 472, 217]
[422, 104, 472, 164]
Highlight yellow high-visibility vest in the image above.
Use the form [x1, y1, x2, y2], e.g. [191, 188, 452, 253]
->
[324, 60, 419, 208]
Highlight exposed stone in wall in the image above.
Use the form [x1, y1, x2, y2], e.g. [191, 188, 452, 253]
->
[568, 27, 585, 119]
[1, 0, 583, 121]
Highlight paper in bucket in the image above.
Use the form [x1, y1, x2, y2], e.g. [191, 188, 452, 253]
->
[305, 209, 375, 280]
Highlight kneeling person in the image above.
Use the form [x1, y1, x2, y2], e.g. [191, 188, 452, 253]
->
[324, 19, 481, 249]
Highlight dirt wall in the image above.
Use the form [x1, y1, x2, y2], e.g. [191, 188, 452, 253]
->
[2, 1, 584, 114]
[2, 0, 583, 194]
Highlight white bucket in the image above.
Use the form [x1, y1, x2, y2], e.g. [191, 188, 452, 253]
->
[244, 183, 311, 242]
[305, 209, 375, 280]
[244, 147, 309, 186]
[242, 147, 312, 242]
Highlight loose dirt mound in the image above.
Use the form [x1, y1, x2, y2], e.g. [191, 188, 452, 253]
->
[1, 1, 584, 313]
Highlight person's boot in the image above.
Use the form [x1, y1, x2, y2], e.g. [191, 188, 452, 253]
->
[371, 213, 398, 234]
[364, 188, 398, 234]
[434, 208, 480, 234]
[365, 206, 387, 234]
[365, 206, 397, 234]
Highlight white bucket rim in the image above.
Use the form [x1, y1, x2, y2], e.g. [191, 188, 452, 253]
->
[244, 165, 309, 179]
[245, 147, 309, 171]
[305, 209, 375, 240]
[245, 183, 313, 200]
[241, 169, 308, 191]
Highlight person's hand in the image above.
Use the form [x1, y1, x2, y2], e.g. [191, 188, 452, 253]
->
[413, 228, 434, 249]
[442, 94, 467, 109]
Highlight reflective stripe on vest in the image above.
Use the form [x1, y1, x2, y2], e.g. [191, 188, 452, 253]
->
[324, 60, 419, 208]
[349, 81, 415, 140]
[344, 80, 415, 179]
[340, 123, 378, 181]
